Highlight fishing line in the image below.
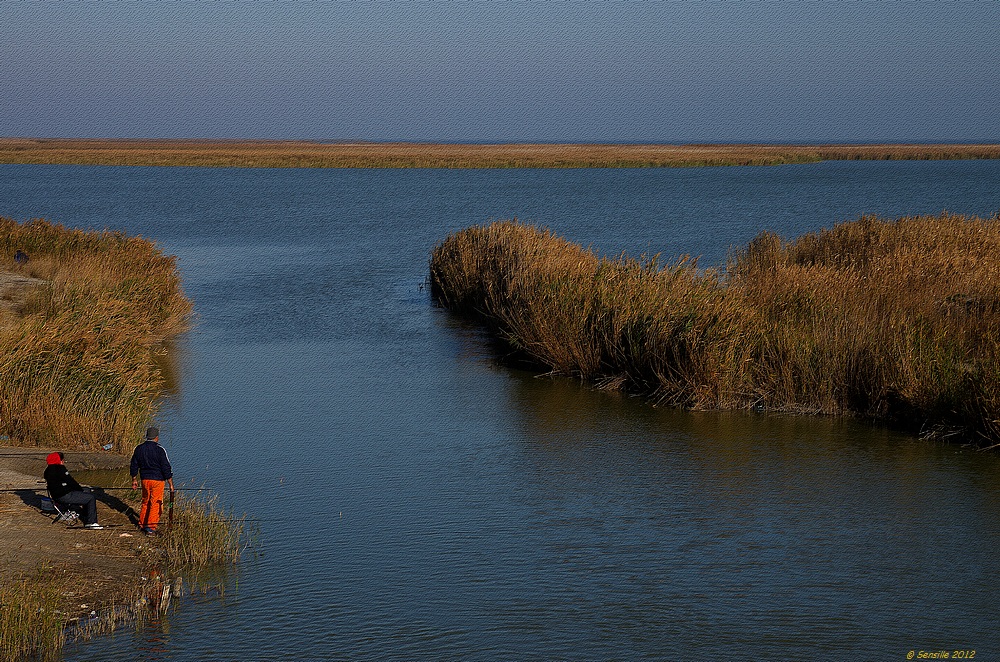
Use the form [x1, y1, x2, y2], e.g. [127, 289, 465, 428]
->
[0, 487, 212, 492]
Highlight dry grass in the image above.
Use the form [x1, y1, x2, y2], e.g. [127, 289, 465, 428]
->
[104, 475, 252, 569]
[0, 561, 146, 662]
[431, 214, 1000, 446]
[2, 139, 1000, 169]
[161, 494, 251, 568]
[0, 540, 245, 661]
[0, 217, 193, 450]
[0, 566, 65, 661]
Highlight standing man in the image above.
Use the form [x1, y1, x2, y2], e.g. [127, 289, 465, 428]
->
[130, 426, 175, 535]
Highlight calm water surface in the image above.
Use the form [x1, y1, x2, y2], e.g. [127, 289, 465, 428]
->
[2, 161, 1000, 660]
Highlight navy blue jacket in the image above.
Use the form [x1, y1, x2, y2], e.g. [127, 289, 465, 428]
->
[130, 440, 173, 481]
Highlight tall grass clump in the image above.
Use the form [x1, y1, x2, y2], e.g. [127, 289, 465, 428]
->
[430, 213, 1000, 446]
[161, 493, 251, 568]
[0, 217, 193, 450]
[1, 566, 155, 662]
[0, 568, 66, 661]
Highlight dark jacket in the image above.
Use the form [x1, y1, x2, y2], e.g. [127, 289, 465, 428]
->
[44, 464, 84, 500]
[130, 440, 173, 481]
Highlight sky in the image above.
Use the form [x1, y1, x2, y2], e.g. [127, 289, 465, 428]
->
[2, 2, 998, 143]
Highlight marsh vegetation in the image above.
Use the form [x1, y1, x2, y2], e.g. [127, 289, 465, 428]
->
[0, 217, 193, 450]
[0, 478, 251, 661]
[3, 139, 1000, 169]
[431, 213, 1000, 446]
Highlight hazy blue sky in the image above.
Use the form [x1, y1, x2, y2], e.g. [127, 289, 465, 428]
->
[2, 2, 998, 142]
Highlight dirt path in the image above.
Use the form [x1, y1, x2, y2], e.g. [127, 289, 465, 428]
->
[0, 269, 46, 314]
[0, 446, 150, 621]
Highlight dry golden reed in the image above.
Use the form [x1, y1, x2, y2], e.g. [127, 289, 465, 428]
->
[0, 217, 193, 450]
[0, 567, 154, 662]
[3, 139, 1000, 169]
[0, 569, 65, 662]
[430, 214, 1000, 446]
[161, 493, 251, 568]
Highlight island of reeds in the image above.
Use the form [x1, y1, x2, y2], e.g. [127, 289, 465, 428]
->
[3, 139, 1000, 169]
[430, 213, 1000, 447]
[0, 217, 250, 660]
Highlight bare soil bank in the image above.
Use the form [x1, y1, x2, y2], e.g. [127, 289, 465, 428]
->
[0, 270, 45, 316]
[2, 139, 1000, 168]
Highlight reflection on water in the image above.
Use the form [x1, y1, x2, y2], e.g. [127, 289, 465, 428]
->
[2, 162, 999, 659]
[152, 338, 190, 404]
[132, 617, 171, 662]
[504, 376, 1000, 658]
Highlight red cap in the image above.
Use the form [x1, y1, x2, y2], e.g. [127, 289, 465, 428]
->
[46, 452, 62, 465]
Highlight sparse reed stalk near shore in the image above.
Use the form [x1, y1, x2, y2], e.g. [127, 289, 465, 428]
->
[159, 493, 251, 567]
[0, 217, 193, 450]
[430, 213, 1000, 446]
[0, 569, 64, 662]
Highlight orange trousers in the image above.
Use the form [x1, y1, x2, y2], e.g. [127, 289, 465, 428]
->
[139, 479, 165, 531]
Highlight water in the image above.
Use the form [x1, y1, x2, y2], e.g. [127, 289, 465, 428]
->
[2, 160, 1000, 660]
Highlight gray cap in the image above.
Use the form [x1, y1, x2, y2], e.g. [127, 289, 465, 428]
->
[145, 427, 159, 440]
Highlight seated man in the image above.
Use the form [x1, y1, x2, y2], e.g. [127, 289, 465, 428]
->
[44, 452, 104, 530]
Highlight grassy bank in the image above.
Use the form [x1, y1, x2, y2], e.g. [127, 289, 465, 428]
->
[0, 217, 192, 450]
[3, 139, 1000, 169]
[430, 214, 1000, 446]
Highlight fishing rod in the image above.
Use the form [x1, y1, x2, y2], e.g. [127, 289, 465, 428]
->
[32, 481, 211, 491]
[0, 490, 270, 522]
[0, 452, 81, 457]
[92, 487, 213, 492]
[0, 445, 116, 456]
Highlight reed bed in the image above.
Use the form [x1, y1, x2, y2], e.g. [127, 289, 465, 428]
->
[0, 568, 64, 662]
[430, 214, 1000, 446]
[103, 474, 253, 569]
[0, 217, 193, 450]
[3, 139, 1000, 169]
[160, 493, 251, 568]
[0, 220, 247, 659]
[0, 568, 154, 662]
[89, 473, 252, 570]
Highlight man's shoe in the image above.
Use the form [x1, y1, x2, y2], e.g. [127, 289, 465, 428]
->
[142, 527, 157, 536]
[84, 523, 104, 530]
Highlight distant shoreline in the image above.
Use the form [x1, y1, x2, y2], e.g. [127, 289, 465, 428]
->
[2, 139, 1000, 169]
